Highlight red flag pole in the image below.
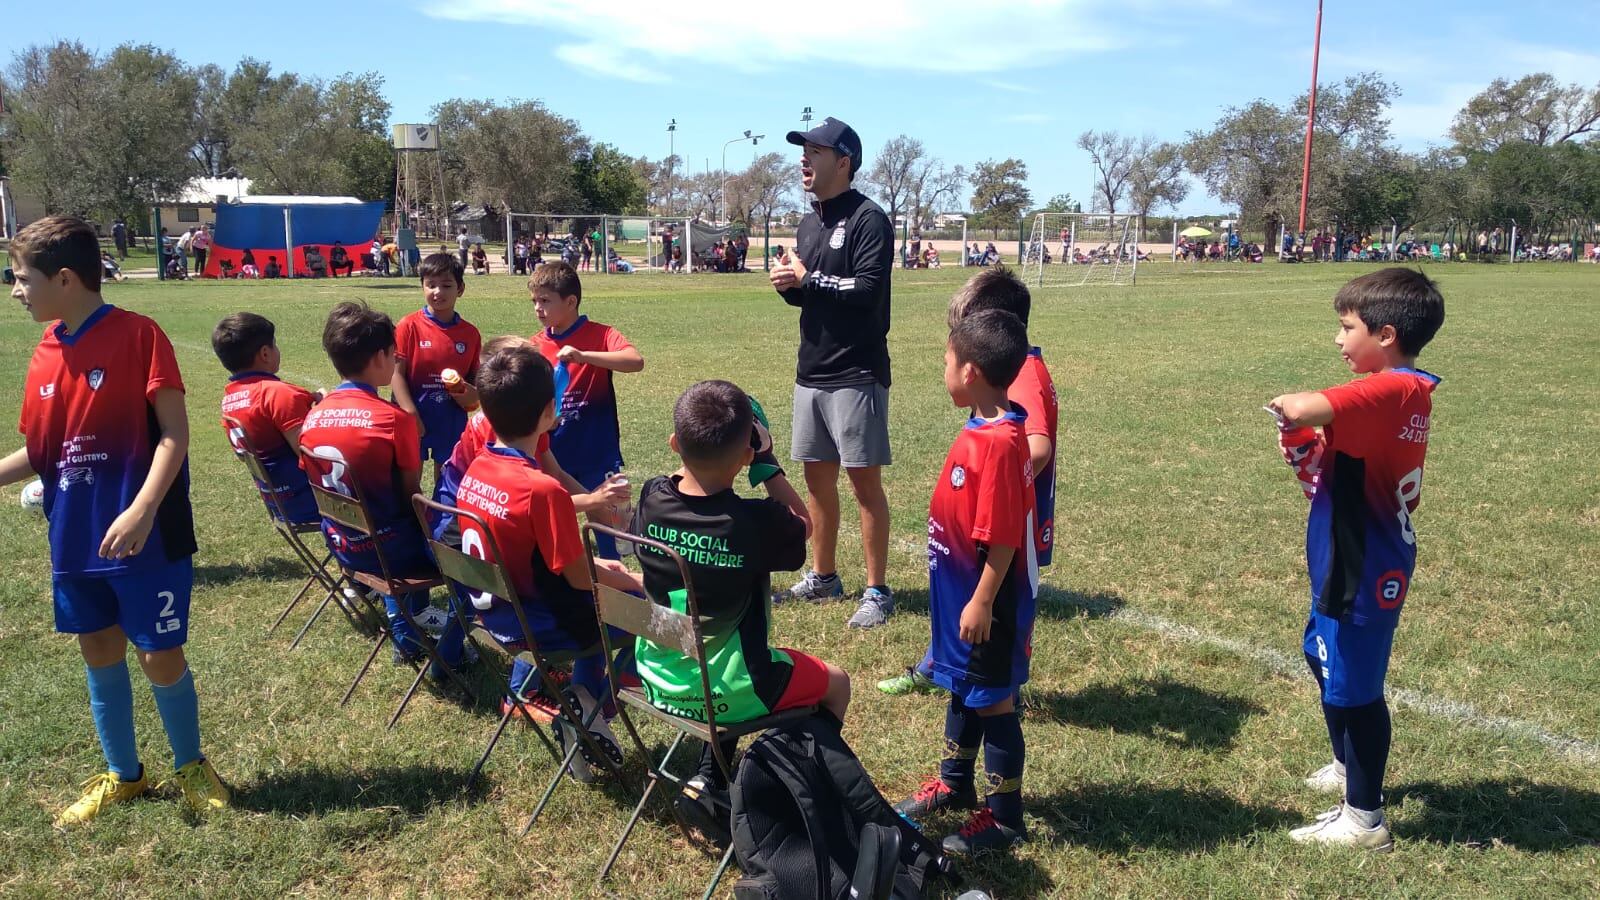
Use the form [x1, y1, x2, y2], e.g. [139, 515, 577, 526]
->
[1296, 0, 1324, 237]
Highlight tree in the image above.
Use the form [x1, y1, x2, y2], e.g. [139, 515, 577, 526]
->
[967, 158, 1031, 238]
[1186, 100, 1302, 239]
[726, 152, 792, 225]
[1126, 141, 1188, 236]
[232, 71, 392, 198]
[3, 42, 199, 221]
[1077, 130, 1137, 220]
[862, 135, 925, 226]
[907, 159, 967, 231]
[681, 170, 722, 221]
[1041, 193, 1081, 213]
[1450, 74, 1600, 152]
[573, 143, 649, 215]
[433, 98, 586, 212]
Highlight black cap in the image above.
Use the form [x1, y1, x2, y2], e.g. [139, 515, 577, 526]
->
[786, 117, 863, 172]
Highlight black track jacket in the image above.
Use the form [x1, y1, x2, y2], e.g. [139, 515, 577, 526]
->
[780, 189, 894, 388]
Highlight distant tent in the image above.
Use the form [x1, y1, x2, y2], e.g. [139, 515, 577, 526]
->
[204, 199, 385, 278]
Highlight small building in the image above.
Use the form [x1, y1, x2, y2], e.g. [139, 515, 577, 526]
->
[0, 176, 48, 239]
[154, 176, 254, 233]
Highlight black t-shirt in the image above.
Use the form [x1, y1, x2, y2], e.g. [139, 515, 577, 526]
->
[630, 474, 808, 721]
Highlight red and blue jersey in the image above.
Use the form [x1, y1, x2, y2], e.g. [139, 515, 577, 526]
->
[1009, 348, 1059, 567]
[532, 316, 632, 478]
[19, 305, 196, 576]
[926, 407, 1038, 689]
[1279, 368, 1439, 629]
[298, 382, 428, 573]
[395, 308, 481, 458]
[221, 372, 317, 524]
[455, 444, 596, 650]
[429, 411, 547, 538]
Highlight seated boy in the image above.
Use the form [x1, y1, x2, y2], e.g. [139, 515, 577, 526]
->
[391, 252, 481, 478]
[298, 301, 465, 676]
[2, 215, 227, 825]
[1269, 268, 1445, 851]
[883, 267, 1059, 696]
[529, 261, 644, 559]
[896, 310, 1036, 857]
[633, 380, 846, 805]
[213, 312, 320, 526]
[457, 343, 638, 780]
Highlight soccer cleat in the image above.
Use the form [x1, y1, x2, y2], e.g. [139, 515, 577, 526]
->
[54, 769, 150, 828]
[166, 758, 230, 815]
[877, 667, 938, 696]
[501, 692, 561, 726]
[847, 587, 894, 629]
[942, 807, 1026, 856]
[1290, 803, 1392, 851]
[1304, 761, 1347, 794]
[414, 605, 452, 636]
[552, 686, 624, 784]
[895, 777, 979, 819]
[774, 570, 844, 604]
[675, 775, 733, 849]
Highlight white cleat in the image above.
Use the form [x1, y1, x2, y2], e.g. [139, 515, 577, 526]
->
[1290, 803, 1393, 852]
[1304, 761, 1347, 794]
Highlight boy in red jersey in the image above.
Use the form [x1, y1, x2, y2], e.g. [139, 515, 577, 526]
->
[881, 267, 1058, 695]
[1269, 268, 1444, 852]
[213, 312, 321, 525]
[457, 344, 643, 781]
[528, 261, 644, 559]
[300, 301, 466, 676]
[391, 253, 482, 476]
[2, 216, 228, 826]
[895, 310, 1036, 857]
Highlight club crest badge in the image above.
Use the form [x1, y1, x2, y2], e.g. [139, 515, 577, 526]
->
[455, 341, 467, 354]
[87, 368, 105, 391]
[829, 225, 847, 249]
[950, 465, 966, 489]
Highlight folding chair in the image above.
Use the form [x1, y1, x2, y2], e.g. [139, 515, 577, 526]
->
[585, 523, 816, 900]
[411, 494, 626, 820]
[302, 455, 474, 728]
[221, 415, 349, 644]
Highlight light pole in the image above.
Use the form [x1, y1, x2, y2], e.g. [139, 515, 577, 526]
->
[801, 106, 813, 127]
[666, 119, 677, 214]
[721, 130, 764, 223]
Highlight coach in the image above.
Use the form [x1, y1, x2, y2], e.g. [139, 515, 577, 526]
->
[770, 116, 897, 629]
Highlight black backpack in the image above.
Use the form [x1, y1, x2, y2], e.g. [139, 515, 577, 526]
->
[730, 713, 955, 900]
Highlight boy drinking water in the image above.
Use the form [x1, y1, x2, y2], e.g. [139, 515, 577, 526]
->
[896, 310, 1036, 856]
[1269, 267, 1444, 851]
[3, 216, 228, 826]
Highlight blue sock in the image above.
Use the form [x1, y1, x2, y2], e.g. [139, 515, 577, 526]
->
[981, 711, 1025, 827]
[939, 697, 983, 790]
[384, 592, 425, 655]
[150, 668, 202, 770]
[428, 595, 468, 674]
[508, 657, 536, 697]
[572, 652, 608, 703]
[86, 660, 141, 781]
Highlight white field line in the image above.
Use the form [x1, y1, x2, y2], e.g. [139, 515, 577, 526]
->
[858, 526, 1600, 765]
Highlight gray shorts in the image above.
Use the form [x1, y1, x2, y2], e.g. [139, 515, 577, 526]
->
[791, 382, 891, 468]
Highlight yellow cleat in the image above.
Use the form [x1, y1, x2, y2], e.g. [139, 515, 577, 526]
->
[165, 758, 230, 814]
[54, 769, 150, 828]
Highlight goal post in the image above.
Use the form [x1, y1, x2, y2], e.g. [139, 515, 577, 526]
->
[1027, 212, 1139, 287]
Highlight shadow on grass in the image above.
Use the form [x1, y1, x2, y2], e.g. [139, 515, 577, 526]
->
[1029, 677, 1263, 750]
[1390, 779, 1600, 851]
[196, 556, 323, 586]
[882, 586, 1125, 622]
[1025, 782, 1298, 854]
[233, 763, 487, 816]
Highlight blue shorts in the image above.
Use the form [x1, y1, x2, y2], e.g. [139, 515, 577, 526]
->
[53, 557, 195, 651]
[418, 393, 468, 464]
[1303, 612, 1395, 707]
[930, 671, 1018, 710]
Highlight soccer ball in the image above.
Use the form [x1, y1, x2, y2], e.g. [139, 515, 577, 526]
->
[20, 478, 45, 513]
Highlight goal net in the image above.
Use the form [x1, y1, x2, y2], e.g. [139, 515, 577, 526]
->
[1027, 212, 1138, 288]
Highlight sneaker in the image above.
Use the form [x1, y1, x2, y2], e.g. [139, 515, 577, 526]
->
[942, 807, 1026, 856]
[775, 570, 844, 604]
[164, 758, 230, 815]
[501, 692, 561, 725]
[675, 775, 733, 849]
[1289, 803, 1393, 851]
[1304, 761, 1347, 794]
[847, 587, 894, 629]
[54, 769, 150, 828]
[552, 686, 624, 784]
[877, 667, 938, 696]
[414, 605, 452, 636]
[895, 777, 978, 819]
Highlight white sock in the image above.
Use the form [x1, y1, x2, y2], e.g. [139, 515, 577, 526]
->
[1346, 805, 1384, 829]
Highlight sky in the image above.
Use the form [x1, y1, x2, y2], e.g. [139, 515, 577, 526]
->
[9, 0, 1598, 215]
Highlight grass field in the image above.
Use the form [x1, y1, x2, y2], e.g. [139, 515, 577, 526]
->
[0, 260, 1596, 898]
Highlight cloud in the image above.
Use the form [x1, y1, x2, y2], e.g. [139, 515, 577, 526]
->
[425, 0, 1141, 79]
[999, 112, 1053, 125]
[981, 79, 1038, 95]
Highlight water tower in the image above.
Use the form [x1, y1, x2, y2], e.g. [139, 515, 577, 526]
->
[392, 123, 447, 240]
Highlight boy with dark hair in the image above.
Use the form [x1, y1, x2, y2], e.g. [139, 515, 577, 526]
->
[896, 310, 1036, 856]
[3, 215, 228, 826]
[884, 267, 1060, 695]
[299, 301, 465, 677]
[633, 379, 844, 808]
[214, 312, 321, 525]
[1269, 267, 1445, 851]
[528, 260, 645, 559]
[457, 343, 640, 780]
[391, 252, 482, 476]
